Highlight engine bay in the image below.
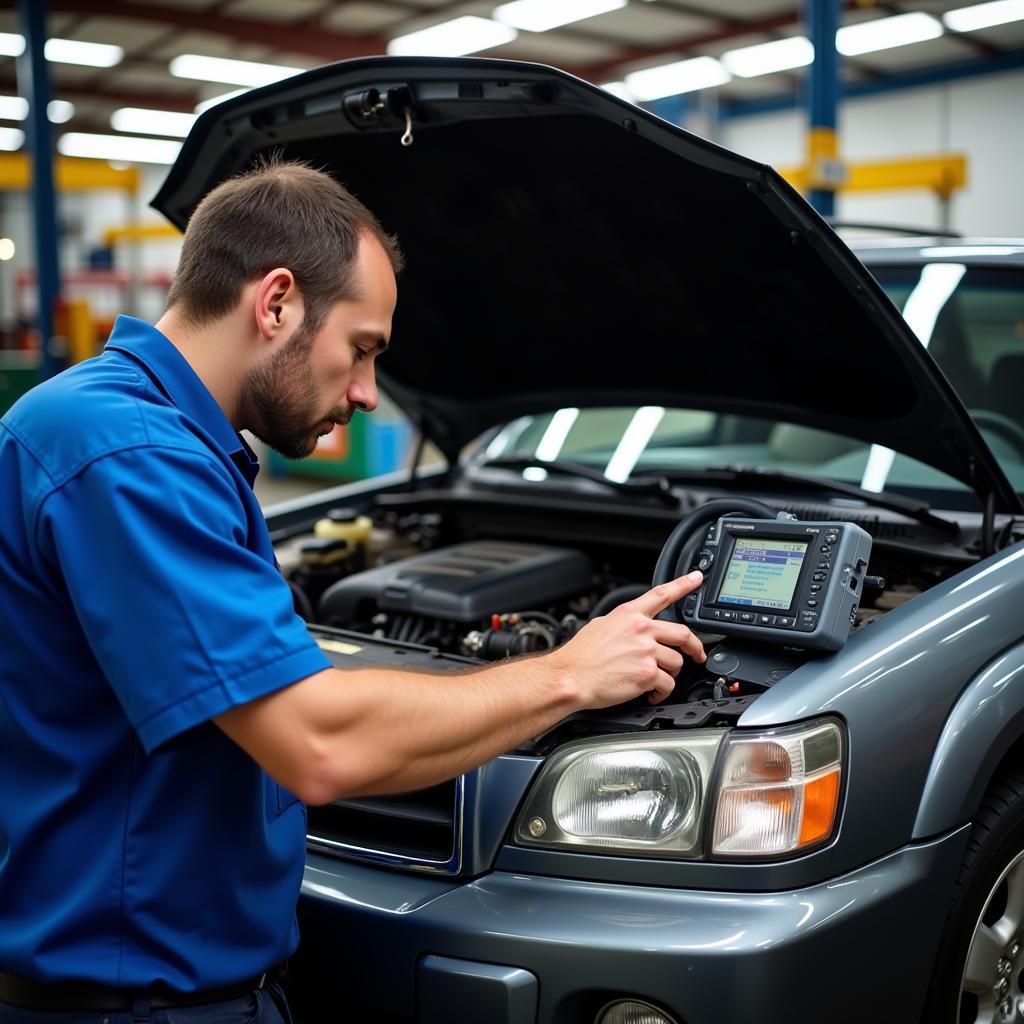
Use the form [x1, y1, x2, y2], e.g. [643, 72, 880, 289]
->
[276, 484, 988, 749]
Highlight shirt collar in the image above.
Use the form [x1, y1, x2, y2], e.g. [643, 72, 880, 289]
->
[104, 314, 260, 487]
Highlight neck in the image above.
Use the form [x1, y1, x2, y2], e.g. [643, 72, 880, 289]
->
[154, 307, 250, 428]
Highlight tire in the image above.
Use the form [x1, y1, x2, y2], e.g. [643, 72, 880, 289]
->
[923, 767, 1024, 1023]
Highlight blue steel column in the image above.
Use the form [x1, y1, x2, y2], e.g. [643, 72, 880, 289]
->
[807, 0, 841, 216]
[647, 94, 688, 129]
[17, 0, 63, 380]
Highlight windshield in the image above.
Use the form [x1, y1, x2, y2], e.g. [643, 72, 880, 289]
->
[477, 263, 1024, 510]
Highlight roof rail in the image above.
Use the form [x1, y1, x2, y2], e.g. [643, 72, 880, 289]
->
[826, 220, 963, 239]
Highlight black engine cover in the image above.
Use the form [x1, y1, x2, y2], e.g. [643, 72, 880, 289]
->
[318, 540, 593, 624]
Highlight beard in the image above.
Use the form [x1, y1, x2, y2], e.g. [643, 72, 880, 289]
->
[242, 317, 353, 460]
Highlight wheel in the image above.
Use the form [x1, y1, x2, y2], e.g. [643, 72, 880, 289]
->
[923, 768, 1024, 1023]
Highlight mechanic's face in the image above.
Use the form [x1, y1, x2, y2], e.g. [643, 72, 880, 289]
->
[246, 234, 396, 460]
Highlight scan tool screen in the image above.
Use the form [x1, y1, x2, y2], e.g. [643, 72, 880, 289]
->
[715, 537, 809, 611]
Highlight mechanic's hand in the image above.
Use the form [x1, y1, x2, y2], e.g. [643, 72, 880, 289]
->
[551, 571, 707, 709]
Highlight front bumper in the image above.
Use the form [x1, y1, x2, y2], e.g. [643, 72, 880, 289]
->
[292, 825, 968, 1024]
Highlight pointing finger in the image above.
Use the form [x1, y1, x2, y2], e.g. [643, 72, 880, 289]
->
[631, 572, 704, 618]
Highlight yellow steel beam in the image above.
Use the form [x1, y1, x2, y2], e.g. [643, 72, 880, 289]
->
[780, 153, 967, 198]
[103, 223, 181, 246]
[0, 153, 139, 192]
[806, 126, 844, 191]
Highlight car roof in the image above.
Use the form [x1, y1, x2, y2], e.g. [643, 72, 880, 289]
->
[850, 237, 1024, 266]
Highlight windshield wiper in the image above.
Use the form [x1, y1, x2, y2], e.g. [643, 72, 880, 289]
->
[477, 456, 678, 506]
[478, 457, 958, 535]
[645, 464, 958, 537]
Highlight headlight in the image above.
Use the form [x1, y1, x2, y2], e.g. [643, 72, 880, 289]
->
[711, 720, 843, 858]
[514, 719, 844, 860]
[514, 731, 727, 857]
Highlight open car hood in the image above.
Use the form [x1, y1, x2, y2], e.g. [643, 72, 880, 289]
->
[152, 57, 1021, 512]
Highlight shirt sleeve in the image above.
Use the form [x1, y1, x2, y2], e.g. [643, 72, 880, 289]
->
[38, 444, 331, 753]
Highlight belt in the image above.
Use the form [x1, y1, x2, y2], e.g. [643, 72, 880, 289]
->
[0, 969, 270, 1013]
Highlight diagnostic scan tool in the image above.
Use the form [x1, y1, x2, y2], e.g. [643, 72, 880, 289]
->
[680, 516, 872, 652]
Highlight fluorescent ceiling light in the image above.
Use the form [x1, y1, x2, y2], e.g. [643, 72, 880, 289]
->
[387, 16, 517, 56]
[860, 261, 966, 493]
[495, 0, 626, 33]
[722, 36, 814, 77]
[0, 96, 27, 121]
[0, 32, 25, 57]
[194, 88, 250, 114]
[902, 263, 967, 347]
[0, 33, 121, 67]
[625, 56, 730, 101]
[605, 407, 665, 483]
[836, 12, 943, 56]
[112, 107, 196, 138]
[601, 81, 636, 101]
[945, 0, 1024, 31]
[535, 408, 580, 462]
[921, 245, 1024, 257]
[0, 127, 25, 151]
[44, 38, 123, 67]
[48, 100, 74, 123]
[170, 54, 300, 87]
[0, 96, 75, 123]
[0, 238, 14, 261]
[58, 132, 182, 165]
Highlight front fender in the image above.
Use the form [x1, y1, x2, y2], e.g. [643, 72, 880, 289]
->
[913, 643, 1024, 839]
[740, 539, 1024, 873]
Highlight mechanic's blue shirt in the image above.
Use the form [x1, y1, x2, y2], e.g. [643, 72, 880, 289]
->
[0, 315, 330, 989]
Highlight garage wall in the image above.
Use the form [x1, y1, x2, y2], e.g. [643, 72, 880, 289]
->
[720, 68, 1024, 236]
[0, 164, 178, 331]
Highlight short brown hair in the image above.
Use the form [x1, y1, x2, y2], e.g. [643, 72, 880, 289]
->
[166, 157, 403, 330]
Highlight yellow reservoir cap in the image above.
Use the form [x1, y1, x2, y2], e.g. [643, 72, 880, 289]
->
[314, 507, 373, 560]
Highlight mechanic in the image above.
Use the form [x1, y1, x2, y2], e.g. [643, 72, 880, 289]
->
[0, 160, 707, 1024]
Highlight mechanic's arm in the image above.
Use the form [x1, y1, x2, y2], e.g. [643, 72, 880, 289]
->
[215, 572, 706, 803]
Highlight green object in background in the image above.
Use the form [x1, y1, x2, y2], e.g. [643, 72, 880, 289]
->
[0, 352, 42, 416]
[266, 412, 412, 481]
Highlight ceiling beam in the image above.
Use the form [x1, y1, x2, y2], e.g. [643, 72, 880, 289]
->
[0, 72, 201, 113]
[578, 1, 864, 80]
[42, 0, 1009, 108]
[49, 0, 390, 63]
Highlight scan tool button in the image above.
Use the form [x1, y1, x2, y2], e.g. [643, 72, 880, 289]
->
[806, 599, 819, 608]
[776, 617, 795, 628]
[739, 612, 754, 623]
[720, 611, 736, 621]
[757, 614, 774, 625]
[825, 532, 839, 544]
[817, 561, 830, 570]
[810, 583, 822, 593]
[820, 545, 832, 555]
[813, 572, 827, 582]
[697, 549, 715, 573]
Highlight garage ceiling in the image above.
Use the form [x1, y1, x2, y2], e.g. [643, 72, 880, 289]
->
[0, 0, 1022, 138]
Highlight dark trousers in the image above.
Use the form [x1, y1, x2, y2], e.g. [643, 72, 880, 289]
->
[0, 980, 292, 1024]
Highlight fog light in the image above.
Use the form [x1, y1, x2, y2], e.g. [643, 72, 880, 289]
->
[597, 999, 679, 1024]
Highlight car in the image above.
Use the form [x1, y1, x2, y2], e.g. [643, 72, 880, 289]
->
[152, 56, 1024, 1024]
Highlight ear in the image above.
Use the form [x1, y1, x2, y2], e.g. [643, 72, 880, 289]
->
[253, 267, 303, 345]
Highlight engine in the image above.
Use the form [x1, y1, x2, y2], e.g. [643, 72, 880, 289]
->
[282, 499, 957, 682]
[312, 538, 595, 659]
